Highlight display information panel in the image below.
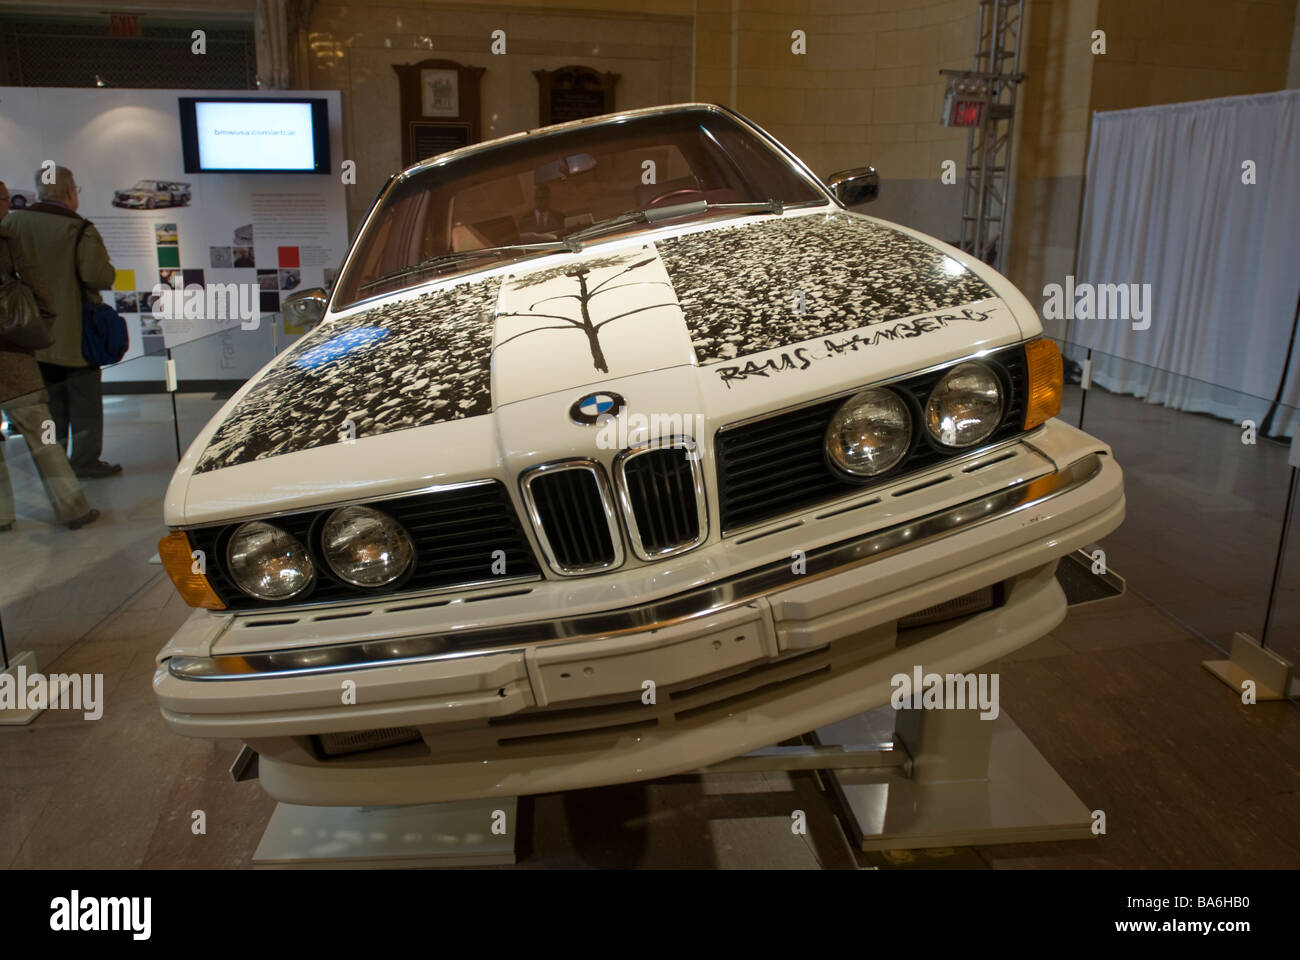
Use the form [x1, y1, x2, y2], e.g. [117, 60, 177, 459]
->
[0, 87, 348, 373]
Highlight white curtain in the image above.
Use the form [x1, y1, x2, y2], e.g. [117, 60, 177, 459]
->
[1072, 90, 1300, 438]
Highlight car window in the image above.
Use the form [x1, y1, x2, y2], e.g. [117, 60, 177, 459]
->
[334, 108, 827, 309]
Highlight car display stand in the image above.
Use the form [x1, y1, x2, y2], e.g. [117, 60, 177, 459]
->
[814, 705, 1096, 851]
[0, 649, 45, 726]
[252, 797, 518, 869]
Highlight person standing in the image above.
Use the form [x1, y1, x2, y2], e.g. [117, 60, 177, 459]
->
[0, 180, 98, 531]
[518, 183, 563, 234]
[1, 165, 120, 478]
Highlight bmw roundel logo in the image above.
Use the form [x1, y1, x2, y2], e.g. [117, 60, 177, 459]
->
[570, 391, 626, 426]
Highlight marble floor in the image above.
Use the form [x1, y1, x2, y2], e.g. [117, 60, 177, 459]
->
[1, 388, 1297, 869]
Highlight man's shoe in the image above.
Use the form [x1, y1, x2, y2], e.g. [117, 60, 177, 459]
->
[0, 522, 13, 532]
[66, 509, 100, 530]
[74, 461, 122, 478]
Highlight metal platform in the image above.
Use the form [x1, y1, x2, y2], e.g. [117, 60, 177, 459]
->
[818, 707, 1094, 851]
[253, 797, 518, 868]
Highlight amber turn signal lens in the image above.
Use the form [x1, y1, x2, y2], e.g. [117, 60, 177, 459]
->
[158, 530, 226, 610]
[1023, 338, 1063, 430]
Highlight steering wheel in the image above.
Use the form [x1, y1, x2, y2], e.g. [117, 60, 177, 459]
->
[645, 188, 705, 208]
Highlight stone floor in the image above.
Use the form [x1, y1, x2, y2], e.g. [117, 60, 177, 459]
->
[1, 387, 1297, 869]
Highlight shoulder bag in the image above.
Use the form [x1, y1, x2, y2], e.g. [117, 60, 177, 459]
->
[75, 220, 129, 367]
[0, 234, 54, 350]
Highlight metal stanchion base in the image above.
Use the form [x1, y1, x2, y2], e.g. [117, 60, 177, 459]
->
[252, 797, 518, 869]
[1203, 632, 1294, 701]
[0, 650, 46, 726]
[819, 708, 1095, 851]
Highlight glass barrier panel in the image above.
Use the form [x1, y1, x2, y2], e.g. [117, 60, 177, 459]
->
[1, 351, 172, 674]
[1057, 339, 1292, 655]
[1260, 402, 1299, 676]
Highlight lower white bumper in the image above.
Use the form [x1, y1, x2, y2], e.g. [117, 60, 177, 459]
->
[153, 436, 1124, 805]
[256, 560, 1070, 806]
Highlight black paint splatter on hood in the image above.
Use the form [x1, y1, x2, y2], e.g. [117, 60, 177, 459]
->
[192, 213, 997, 474]
[655, 211, 994, 363]
[193, 277, 500, 474]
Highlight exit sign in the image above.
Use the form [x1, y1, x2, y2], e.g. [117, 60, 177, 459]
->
[108, 14, 141, 37]
[948, 99, 985, 128]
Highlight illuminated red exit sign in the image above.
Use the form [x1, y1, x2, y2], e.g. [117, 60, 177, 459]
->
[949, 99, 985, 128]
[108, 14, 141, 37]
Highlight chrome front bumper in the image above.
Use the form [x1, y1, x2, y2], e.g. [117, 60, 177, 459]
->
[154, 436, 1123, 761]
[154, 424, 1124, 803]
[166, 452, 1108, 684]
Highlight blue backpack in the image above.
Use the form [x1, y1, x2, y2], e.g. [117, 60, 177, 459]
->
[75, 220, 129, 367]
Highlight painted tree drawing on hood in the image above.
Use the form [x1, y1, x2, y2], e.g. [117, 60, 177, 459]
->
[496, 248, 678, 373]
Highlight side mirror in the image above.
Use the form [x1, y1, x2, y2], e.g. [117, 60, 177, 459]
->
[827, 166, 880, 206]
[282, 287, 328, 330]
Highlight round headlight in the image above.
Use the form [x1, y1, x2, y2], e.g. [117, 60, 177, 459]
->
[925, 361, 1004, 447]
[321, 505, 414, 588]
[825, 388, 912, 477]
[226, 521, 315, 601]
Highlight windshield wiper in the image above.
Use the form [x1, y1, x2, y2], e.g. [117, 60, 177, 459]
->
[565, 198, 786, 247]
[360, 240, 578, 291]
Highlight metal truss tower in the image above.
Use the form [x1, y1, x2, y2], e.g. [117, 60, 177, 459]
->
[940, 0, 1026, 272]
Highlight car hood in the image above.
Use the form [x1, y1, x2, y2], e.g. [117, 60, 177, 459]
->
[170, 210, 1036, 523]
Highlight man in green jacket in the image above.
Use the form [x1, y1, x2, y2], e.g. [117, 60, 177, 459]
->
[2, 165, 120, 478]
[0, 180, 99, 531]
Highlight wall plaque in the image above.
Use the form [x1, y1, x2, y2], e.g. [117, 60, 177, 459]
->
[392, 58, 485, 165]
[534, 65, 619, 127]
[411, 122, 471, 160]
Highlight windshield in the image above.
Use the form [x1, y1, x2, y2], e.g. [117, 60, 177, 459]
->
[334, 108, 827, 309]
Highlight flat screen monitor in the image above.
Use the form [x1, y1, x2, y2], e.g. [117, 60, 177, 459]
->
[179, 97, 329, 174]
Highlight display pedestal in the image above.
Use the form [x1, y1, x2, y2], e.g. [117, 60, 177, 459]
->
[253, 797, 518, 869]
[0, 650, 45, 726]
[1203, 632, 1294, 701]
[818, 706, 1095, 851]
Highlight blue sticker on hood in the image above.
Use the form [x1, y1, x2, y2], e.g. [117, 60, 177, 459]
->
[193, 277, 500, 474]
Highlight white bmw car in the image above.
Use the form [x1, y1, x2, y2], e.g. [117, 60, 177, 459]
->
[153, 103, 1124, 806]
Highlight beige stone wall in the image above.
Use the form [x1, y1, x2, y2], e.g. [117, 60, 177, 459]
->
[1290, 0, 1300, 87]
[694, 0, 976, 183]
[306, 0, 693, 227]
[1091, 0, 1295, 110]
[1004, 0, 1098, 337]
